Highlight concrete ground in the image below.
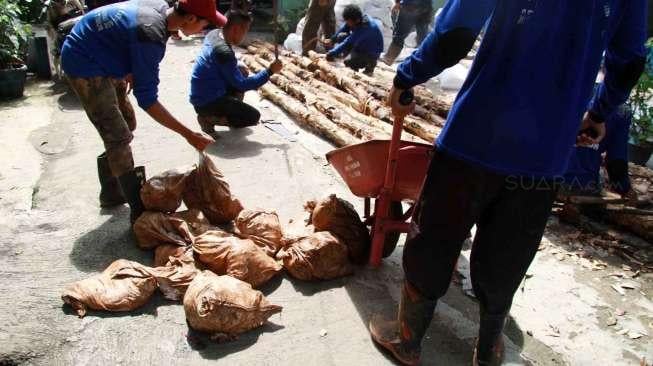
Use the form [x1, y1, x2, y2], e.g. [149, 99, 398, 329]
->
[0, 37, 652, 366]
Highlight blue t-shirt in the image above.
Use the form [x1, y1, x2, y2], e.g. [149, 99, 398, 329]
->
[327, 15, 384, 58]
[190, 30, 270, 107]
[395, 0, 647, 177]
[61, 0, 169, 109]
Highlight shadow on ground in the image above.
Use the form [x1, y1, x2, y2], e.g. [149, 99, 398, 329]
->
[70, 208, 153, 272]
[206, 127, 289, 159]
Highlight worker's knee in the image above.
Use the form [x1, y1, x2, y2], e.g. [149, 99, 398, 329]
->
[434, 27, 476, 69]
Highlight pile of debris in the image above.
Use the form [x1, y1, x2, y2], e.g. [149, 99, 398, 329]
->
[244, 41, 453, 146]
[61, 153, 369, 340]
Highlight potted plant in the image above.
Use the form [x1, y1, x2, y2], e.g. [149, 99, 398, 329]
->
[0, 0, 32, 99]
[627, 38, 653, 166]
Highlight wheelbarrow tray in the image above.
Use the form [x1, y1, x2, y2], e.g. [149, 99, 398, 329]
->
[326, 139, 431, 202]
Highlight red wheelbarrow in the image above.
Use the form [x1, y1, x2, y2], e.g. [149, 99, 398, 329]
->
[326, 91, 432, 266]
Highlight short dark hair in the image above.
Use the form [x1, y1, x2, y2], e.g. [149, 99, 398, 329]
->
[225, 10, 253, 27]
[342, 4, 363, 22]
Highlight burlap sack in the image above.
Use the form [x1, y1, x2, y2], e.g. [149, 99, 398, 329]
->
[153, 244, 192, 267]
[306, 195, 371, 264]
[183, 153, 244, 225]
[148, 257, 199, 301]
[235, 209, 284, 257]
[62, 259, 157, 317]
[141, 168, 192, 213]
[277, 231, 352, 281]
[133, 210, 211, 249]
[183, 271, 282, 336]
[193, 230, 282, 288]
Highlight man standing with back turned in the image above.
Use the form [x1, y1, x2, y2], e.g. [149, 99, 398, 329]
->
[61, 0, 224, 222]
[370, 1, 647, 365]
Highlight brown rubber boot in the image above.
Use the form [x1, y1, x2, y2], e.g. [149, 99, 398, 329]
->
[473, 312, 507, 366]
[472, 338, 504, 366]
[381, 43, 403, 66]
[369, 282, 437, 365]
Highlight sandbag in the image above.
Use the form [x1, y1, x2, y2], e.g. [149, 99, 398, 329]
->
[62, 259, 157, 317]
[183, 271, 282, 337]
[235, 209, 284, 257]
[141, 168, 191, 213]
[133, 210, 211, 249]
[183, 152, 244, 225]
[277, 231, 352, 281]
[193, 230, 282, 288]
[154, 244, 192, 267]
[148, 257, 199, 301]
[306, 194, 371, 263]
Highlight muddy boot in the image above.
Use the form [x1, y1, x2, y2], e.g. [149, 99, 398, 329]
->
[118, 166, 146, 223]
[369, 281, 437, 365]
[97, 153, 126, 207]
[381, 43, 402, 66]
[473, 312, 507, 366]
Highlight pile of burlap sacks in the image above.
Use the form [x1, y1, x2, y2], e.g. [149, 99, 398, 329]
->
[61, 152, 370, 340]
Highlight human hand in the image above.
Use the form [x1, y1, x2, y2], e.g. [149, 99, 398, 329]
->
[391, 2, 400, 14]
[269, 59, 283, 74]
[577, 112, 606, 147]
[238, 64, 250, 77]
[387, 86, 415, 119]
[186, 131, 215, 151]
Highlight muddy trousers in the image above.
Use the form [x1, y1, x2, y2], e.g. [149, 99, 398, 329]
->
[403, 150, 557, 354]
[194, 95, 260, 128]
[67, 76, 137, 177]
[302, 0, 336, 55]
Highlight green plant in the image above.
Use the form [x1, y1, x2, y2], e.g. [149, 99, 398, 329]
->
[628, 38, 653, 146]
[18, 0, 46, 24]
[0, 0, 32, 69]
[273, 5, 307, 44]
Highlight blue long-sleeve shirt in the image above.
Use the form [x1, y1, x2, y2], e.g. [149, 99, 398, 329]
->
[563, 105, 632, 195]
[61, 0, 169, 109]
[190, 30, 270, 107]
[327, 15, 384, 59]
[395, 0, 647, 178]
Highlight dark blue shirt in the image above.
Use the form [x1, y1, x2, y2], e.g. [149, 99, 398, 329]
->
[61, 0, 169, 109]
[563, 106, 632, 195]
[395, 0, 647, 177]
[327, 15, 384, 58]
[190, 30, 270, 107]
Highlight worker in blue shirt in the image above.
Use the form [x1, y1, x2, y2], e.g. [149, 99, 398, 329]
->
[380, 0, 433, 65]
[190, 10, 283, 134]
[61, 0, 225, 222]
[369, 1, 647, 365]
[323, 5, 384, 75]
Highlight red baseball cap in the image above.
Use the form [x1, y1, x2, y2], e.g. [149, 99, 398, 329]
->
[178, 0, 227, 27]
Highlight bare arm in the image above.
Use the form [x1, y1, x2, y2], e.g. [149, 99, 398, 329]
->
[145, 101, 214, 151]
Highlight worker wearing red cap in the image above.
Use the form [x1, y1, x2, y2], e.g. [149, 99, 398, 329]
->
[61, 0, 226, 223]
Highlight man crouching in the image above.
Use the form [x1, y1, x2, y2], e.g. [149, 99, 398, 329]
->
[190, 10, 283, 134]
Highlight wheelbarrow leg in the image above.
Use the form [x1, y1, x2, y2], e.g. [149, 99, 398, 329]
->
[370, 196, 390, 267]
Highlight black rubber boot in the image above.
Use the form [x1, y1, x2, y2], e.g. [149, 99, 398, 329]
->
[117, 166, 146, 223]
[97, 153, 126, 207]
[473, 311, 507, 366]
[369, 281, 437, 365]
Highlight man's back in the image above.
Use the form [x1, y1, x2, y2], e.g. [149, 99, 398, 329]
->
[396, 0, 647, 177]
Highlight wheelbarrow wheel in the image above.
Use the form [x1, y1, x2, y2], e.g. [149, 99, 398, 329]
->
[381, 201, 403, 258]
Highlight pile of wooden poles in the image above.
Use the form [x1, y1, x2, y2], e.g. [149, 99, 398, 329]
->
[243, 41, 454, 147]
